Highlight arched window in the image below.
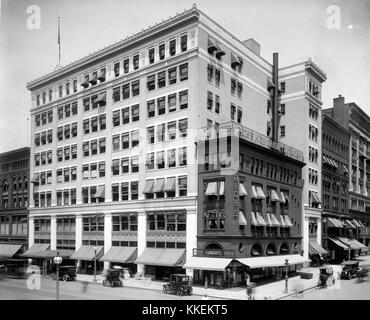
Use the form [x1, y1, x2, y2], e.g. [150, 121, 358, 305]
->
[251, 243, 262, 257]
[2, 180, 9, 192]
[18, 177, 23, 190]
[279, 243, 289, 255]
[266, 243, 276, 256]
[13, 177, 17, 191]
[23, 177, 28, 190]
[204, 243, 223, 256]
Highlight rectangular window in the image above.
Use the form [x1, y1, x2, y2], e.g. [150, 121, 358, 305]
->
[66, 83, 70, 95]
[179, 90, 188, 109]
[123, 58, 129, 73]
[114, 62, 120, 77]
[121, 157, 129, 173]
[179, 119, 188, 138]
[131, 130, 139, 148]
[179, 63, 188, 81]
[59, 86, 63, 98]
[169, 39, 176, 56]
[121, 182, 129, 201]
[113, 87, 121, 102]
[133, 54, 139, 70]
[131, 156, 139, 173]
[147, 75, 155, 91]
[131, 80, 140, 96]
[146, 153, 154, 170]
[159, 43, 165, 60]
[179, 147, 187, 166]
[99, 138, 106, 154]
[71, 144, 77, 159]
[230, 104, 236, 121]
[113, 110, 120, 127]
[168, 121, 176, 140]
[35, 114, 41, 127]
[156, 151, 165, 169]
[99, 114, 106, 130]
[178, 176, 187, 196]
[58, 107, 64, 120]
[149, 48, 155, 64]
[215, 95, 220, 114]
[82, 165, 89, 179]
[47, 150, 52, 164]
[48, 90, 53, 102]
[147, 100, 155, 118]
[90, 140, 97, 155]
[207, 91, 213, 110]
[131, 181, 138, 200]
[83, 141, 89, 157]
[41, 113, 47, 125]
[57, 148, 63, 162]
[168, 67, 177, 85]
[131, 104, 139, 122]
[91, 117, 98, 132]
[112, 159, 120, 176]
[98, 162, 105, 178]
[64, 124, 70, 139]
[237, 107, 242, 123]
[121, 132, 130, 149]
[168, 94, 177, 112]
[71, 166, 77, 180]
[71, 122, 77, 137]
[158, 71, 166, 88]
[72, 102, 78, 115]
[122, 84, 130, 99]
[64, 146, 70, 161]
[157, 123, 165, 142]
[180, 34, 187, 52]
[64, 168, 70, 182]
[83, 98, 90, 112]
[112, 135, 120, 151]
[207, 65, 214, 82]
[83, 119, 90, 134]
[91, 95, 98, 109]
[168, 149, 176, 168]
[122, 107, 130, 124]
[73, 80, 77, 93]
[237, 82, 243, 98]
[112, 185, 119, 201]
[280, 126, 285, 137]
[57, 169, 63, 183]
[147, 126, 155, 144]
[47, 130, 53, 143]
[215, 69, 220, 86]
[280, 82, 286, 93]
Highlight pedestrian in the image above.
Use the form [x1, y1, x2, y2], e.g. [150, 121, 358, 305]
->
[81, 280, 89, 293]
[204, 276, 208, 289]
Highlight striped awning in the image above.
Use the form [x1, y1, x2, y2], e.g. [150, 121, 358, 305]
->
[239, 183, 248, 197]
[283, 215, 293, 227]
[239, 210, 247, 226]
[205, 182, 218, 196]
[270, 190, 280, 202]
[100, 247, 137, 263]
[237, 254, 310, 269]
[309, 241, 327, 255]
[256, 186, 266, 200]
[328, 237, 348, 250]
[135, 248, 185, 267]
[352, 219, 362, 228]
[70, 246, 104, 261]
[251, 186, 258, 199]
[270, 214, 281, 226]
[345, 220, 357, 229]
[255, 212, 267, 226]
[0, 244, 23, 259]
[250, 211, 258, 226]
[327, 217, 344, 228]
[22, 244, 50, 258]
[184, 256, 233, 271]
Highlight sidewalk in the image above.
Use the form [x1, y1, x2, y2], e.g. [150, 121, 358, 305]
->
[76, 266, 326, 300]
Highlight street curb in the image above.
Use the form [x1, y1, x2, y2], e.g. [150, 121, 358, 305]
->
[274, 285, 319, 300]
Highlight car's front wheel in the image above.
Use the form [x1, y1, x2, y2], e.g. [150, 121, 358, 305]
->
[163, 285, 168, 294]
[63, 275, 69, 281]
[348, 273, 352, 280]
[49, 273, 56, 281]
[177, 287, 184, 296]
[188, 288, 193, 295]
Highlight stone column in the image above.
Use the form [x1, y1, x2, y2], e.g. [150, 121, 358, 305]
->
[302, 215, 310, 259]
[28, 216, 35, 248]
[136, 211, 147, 275]
[103, 213, 112, 271]
[75, 215, 83, 272]
[50, 216, 57, 250]
[317, 217, 322, 246]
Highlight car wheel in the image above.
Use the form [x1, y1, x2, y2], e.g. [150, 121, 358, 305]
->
[103, 280, 108, 287]
[63, 275, 69, 282]
[188, 288, 193, 295]
[348, 274, 352, 280]
[177, 288, 184, 296]
[110, 281, 114, 288]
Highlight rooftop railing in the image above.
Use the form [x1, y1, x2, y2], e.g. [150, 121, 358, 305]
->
[199, 122, 304, 163]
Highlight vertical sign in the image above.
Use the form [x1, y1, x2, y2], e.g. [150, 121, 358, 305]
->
[233, 175, 239, 217]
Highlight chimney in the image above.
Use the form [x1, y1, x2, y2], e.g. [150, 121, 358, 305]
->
[243, 38, 261, 56]
[333, 94, 345, 108]
[271, 52, 280, 143]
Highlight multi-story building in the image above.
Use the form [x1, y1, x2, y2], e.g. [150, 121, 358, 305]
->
[321, 113, 354, 262]
[183, 122, 307, 287]
[323, 95, 370, 252]
[0, 147, 30, 260]
[26, 5, 320, 280]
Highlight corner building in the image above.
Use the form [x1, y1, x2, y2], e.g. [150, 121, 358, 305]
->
[27, 6, 313, 280]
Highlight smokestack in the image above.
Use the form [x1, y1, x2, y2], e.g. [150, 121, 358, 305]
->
[272, 52, 279, 142]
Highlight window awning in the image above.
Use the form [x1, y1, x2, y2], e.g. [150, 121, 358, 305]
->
[135, 248, 185, 267]
[327, 217, 344, 228]
[207, 37, 218, 53]
[205, 182, 218, 196]
[70, 246, 104, 261]
[345, 220, 356, 229]
[283, 215, 293, 227]
[328, 237, 349, 250]
[164, 177, 176, 192]
[94, 185, 105, 198]
[239, 210, 247, 226]
[251, 186, 258, 199]
[349, 239, 367, 251]
[270, 214, 281, 227]
[309, 241, 327, 255]
[81, 77, 89, 87]
[352, 219, 362, 228]
[22, 244, 50, 258]
[255, 212, 267, 226]
[0, 244, 23, 259]
[231, 53, 241, 67]
[100, 247, 137, 263]
[183, 256, 233, 271]
[97, 69, 106, 80]
[279, 192, 286, 204]
[143, 180, 154, 194]
[265, 213, 273, 226]
[239, 183, 248, 197]
[219, 181, 225, 196]
[270, 190, 280, 202]
[267, 78, 275, 90]
[279, 215, 286, 227]
[237, 254, 310, 269]
[256, 186, 266, 200]
[153, 179, 165, 193]
[311, 191, 321, 204]
[331, 160, 338, 168]
[90, 73, 98, 84]
[215, 47, 226, 58]
[342, 165, 349, 173]
[337, 237, 363, 250]
[251, 211, 258, 226]
[31, 173, 40, 184]
[358, 220, 366, 228]
[25, 249, 75, 259]
[96, 92, 106, 104]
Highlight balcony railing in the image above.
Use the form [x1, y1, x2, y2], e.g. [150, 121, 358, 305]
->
[200, 122, 304, 163]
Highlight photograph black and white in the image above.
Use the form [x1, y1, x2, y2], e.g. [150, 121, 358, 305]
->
[0, 0, 370, 304]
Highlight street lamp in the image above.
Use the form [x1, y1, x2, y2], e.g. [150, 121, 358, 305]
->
[284, 259, 289, 294]
[53, 252, 63, 300]
[93, 246, 98, 282]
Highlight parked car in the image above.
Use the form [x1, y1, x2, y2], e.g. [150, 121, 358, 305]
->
[102, 269, 123, 288]
[318, 266, 335, 287]
[163, 274, 193, 296]
[341, 261, 360, 280]
[50, 265, 77, 281]
[1, 264, 27, 279]
[356, 265, 369, 281]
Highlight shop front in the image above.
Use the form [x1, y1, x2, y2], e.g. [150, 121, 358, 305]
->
[70, 245, 104, 274]
[100, 246, 137, 277]
[135, 248, 186, 281]
[22, 243, 50, 274]
[309, 240, 328, 266]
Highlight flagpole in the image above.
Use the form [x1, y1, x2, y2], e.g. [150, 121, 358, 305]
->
[58, 17, 61, 67]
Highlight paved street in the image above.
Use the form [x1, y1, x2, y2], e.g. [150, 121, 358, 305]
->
[0, 276, 213, 300]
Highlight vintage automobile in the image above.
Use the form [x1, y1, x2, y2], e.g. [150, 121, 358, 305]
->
[163, 274, 193, 296]
[50, 265, 77, 281]
[318, 266, 335, 287]
[340, 261, 360, 280]
[0, 264, 27, 279]
[356, 265, 369, 281]
[102, 269, 123, 288]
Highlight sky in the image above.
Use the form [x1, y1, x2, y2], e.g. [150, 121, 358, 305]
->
[0, 0, 369, 153]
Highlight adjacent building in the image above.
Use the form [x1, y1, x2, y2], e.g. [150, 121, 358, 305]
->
[323, 95, 370, 253]
[0, 147, 30, 260]
[26, 5, 321, 280]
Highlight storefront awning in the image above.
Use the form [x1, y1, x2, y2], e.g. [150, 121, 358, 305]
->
[239, 210, 247, 226]
[183, 256, 233, 271]
[328, 237, 349, 250]
[270, 190, 280, 202]
[337, 237, 363, 250]
[239, 183, 247, 197]
[237, 254, 310, 269]
[164, 177, 176, 192]
[309, 241, 327, 255]
[205, 182, 218, 196]
[135, 248, 185, 267]
[256, 186, 266, 200]
[327, 217, 344, 228]
[22, 244, 50, 258]
[70, 246, 104, 261]
[100, 247, 137, 263]
[270, 214, 280, 226]
[25, 249, 75, 259]
[345, 220, 357, 229]
[0, 244, 23, 259]
[358, 220, 366, 228]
